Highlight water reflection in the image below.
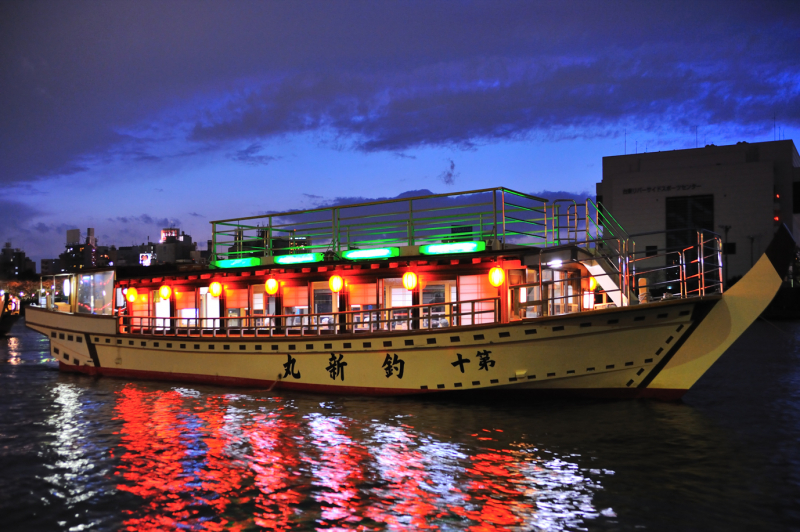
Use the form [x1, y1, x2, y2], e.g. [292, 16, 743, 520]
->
[4, 337, 21, 365]
[112, 384, 607, 530]
[44, 384, 105, 509]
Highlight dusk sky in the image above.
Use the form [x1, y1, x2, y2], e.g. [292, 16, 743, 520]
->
[2, 1, 799, 267]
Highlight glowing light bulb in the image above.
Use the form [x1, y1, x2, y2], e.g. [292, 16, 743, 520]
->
[488, 267, 505, 287]
[402, 271, 418, 290]
[329, 275, 343, 293]
[126, 287, 138, 303]
[265, 278, 279, 295]
[159, 285, 172, 300]
[209, 282, 223, 297]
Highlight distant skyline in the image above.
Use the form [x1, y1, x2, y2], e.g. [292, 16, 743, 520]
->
[2, 1, 798, 266]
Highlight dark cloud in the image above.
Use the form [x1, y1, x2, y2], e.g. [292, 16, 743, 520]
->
[438, 159, 458, 186]
[188, 212, 203, 218]
[109, 214, 179, 227]
[2, 1, 799, 183]
[229, 143, 278, 166]
[0, 199, 40, 235]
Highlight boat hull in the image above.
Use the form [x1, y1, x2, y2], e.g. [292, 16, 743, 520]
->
[29, 297, 714, 399]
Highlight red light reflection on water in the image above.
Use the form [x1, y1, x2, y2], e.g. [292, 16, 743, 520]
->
[112, 385, 598, 530]
[364, 424, 441, 530]
[307, 415, 371, 528]
[449, 449, 534, 531]
[114, 387, 249, 531]
[245, 412, 304, 530]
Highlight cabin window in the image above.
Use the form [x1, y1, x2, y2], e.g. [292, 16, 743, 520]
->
[199, 286, 220, 329]
[312, 281, 336, 332]
[153, 289, 171, 330]
[508, 269, 532, 320]
[381, 278, 412, 330]
[115, 288, 125, 309]
[76, 271, 114, 315]
[349, 283, 378, 331]
[175, 289, 197, 328]
[283, 285, 308, 329]
[251, 284, 277, 328]
[129, 290, 149, 321]
[225, 288, 248, 328]
[458, 274, 497, 324]
[421, 279, 456, 328]
[544, 269, 580, 316]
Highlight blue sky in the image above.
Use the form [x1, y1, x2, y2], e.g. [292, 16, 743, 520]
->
[1, 1, 798, 266]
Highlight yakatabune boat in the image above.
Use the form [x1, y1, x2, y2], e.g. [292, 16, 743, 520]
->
[26, 187, 794, 399]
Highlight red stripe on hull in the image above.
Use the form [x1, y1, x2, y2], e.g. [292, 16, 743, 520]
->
[57, 362, 687, 400]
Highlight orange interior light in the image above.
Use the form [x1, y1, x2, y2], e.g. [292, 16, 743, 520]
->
[589, 276, 598, 291]
[329, 275, 343, 293]
[265, 278, 279, 295]
[159, 285, 172, 300]
[402, 271, 418, 290]
[209, 281, 223, 298]
[126, 287, 138, 303]
[488, 267, 505, 287]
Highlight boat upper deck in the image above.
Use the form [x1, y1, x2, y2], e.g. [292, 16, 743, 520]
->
[208, 187, 624, 268]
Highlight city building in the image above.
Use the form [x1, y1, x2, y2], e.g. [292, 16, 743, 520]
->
[0, 242, 37, 279]
[41, 258, 64, 276]
[59, 228, 98, 271]
[596, 139, 800, 283]
[45, 226, 204, 272]
[112, 228, 201, 267]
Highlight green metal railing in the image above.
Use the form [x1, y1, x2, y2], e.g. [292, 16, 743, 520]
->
[208, 187, 632, 266]
[210, 187, 556, 263]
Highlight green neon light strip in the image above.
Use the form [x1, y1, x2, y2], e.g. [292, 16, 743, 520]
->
[420, 241, 486, 255]
[342, 247, 400, 260]
[274, 253, 325, 265]
[214, 257, 261, 268]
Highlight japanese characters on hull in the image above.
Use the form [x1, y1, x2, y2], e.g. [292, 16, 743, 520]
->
[451, 350, 494, 373]
[275, 348, 499, 386]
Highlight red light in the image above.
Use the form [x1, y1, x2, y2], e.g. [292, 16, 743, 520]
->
[776, 194, 780, 199]
[328, 275, 343, 293]
[402, 272, 418, 290]
[774, 216, 780, 221]
[265, 278, 279, 295]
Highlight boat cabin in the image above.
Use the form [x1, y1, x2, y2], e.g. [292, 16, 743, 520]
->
[41, 187, 723, 338]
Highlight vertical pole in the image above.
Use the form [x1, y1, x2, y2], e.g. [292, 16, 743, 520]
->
[501, 189, 506, 249]
[211, 223, 217, 262]
[492, 190, 498, 247]
[408, 200, 414, 246]
[698, 231, 705, 296]
[717, 237, 724, 293]
[267, 218, 273, 257]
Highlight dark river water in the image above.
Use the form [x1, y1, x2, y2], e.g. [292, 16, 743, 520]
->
[2, 318, 799, 531]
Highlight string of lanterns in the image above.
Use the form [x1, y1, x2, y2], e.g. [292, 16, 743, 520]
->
[125, 266, 522, 307]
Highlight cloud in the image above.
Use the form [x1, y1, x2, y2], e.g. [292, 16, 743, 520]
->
[229, 143, 278, 166]
[2, 2, 799, 185]
[188, 212, 203, 217]
[438, 159, 458, 185]
[108, 214, 180, 227]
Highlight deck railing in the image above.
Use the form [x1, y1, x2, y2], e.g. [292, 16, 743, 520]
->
[119, 298, 500, 337]
[209, 188, 636, 264]
[210, 187, 557, 262]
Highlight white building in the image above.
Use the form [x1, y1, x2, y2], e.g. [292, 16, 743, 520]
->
[596, 140, 800, 282]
